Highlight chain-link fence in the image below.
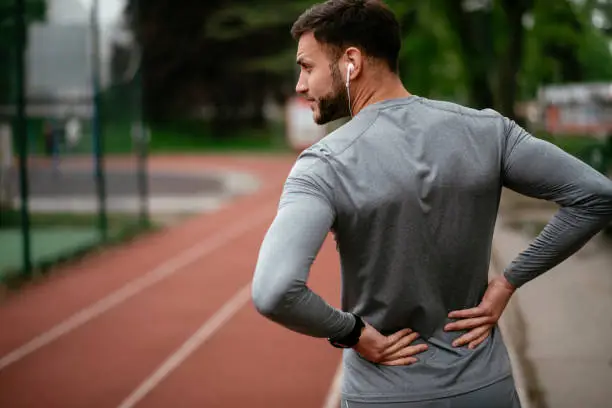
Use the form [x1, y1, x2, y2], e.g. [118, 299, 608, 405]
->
[0, 0, 150, 282]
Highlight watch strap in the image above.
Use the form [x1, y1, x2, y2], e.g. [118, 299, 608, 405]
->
[328, 313, 365, 348]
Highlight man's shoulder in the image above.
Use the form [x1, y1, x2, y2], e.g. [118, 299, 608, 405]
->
[288, 141, 338, 183]
[414, 98, 510, 141]
[415, 97, 502, 120]
[284, 145, 336, 201]
[287, 115, 372, 183]
[310, 109, 381, 158]
[289, 149, 326, 177]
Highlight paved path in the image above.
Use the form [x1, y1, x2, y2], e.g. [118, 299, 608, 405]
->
[493, 189, 612, 408]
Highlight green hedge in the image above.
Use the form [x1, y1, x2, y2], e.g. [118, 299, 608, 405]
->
[536, 132, 612, 175]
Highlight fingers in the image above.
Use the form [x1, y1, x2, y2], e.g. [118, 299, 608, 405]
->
[381, 343, 429, 362]
[444, 316, 492, 332]
[452, 325, 492, 348]
[381, 332, 423, 358]
[468, 331, 490, 350]
[448, 306, 484, 319]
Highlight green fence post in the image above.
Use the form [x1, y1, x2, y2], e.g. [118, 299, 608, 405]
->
[136, 74, 149, 228]
[133, 0, 149, 229]
[90, 0, 108, 241]
[15, 0, 32, 275]
[137, 122, 149, 229]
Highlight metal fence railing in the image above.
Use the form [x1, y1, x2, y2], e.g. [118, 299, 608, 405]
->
[0, 0, 150, 282]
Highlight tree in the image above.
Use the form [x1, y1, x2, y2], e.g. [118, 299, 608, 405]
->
[124, 0, 313, 132]
[122, 0, 612, 132]
[0, 0, 46, 211]
[496, 0, 533, 118]
[520, 0, 612, 100]
[386, 1, 468, 103]
[0, 0, 47, 104]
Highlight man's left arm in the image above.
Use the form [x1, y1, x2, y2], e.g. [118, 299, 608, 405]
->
[446, 115, 612, 347]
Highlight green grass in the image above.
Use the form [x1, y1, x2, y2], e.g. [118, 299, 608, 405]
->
[0, 227, 100, 272]
[146, 121, 291, 153]
[0, 209, 144, 230]
[0, 209, 156, 287]
[28, 119, 291, 155]
[14, 116, 293, 156]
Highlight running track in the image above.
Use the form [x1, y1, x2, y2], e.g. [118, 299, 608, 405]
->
[0, 154, 345, 408]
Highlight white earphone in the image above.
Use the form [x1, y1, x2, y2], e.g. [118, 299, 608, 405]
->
[346, 63, 354, 88]
[346, 63, 354, 117]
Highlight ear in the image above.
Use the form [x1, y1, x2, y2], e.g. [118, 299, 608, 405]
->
[344, 47, 363, 82]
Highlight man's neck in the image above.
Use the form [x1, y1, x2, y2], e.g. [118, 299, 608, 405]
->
[350, 73, 412, 116]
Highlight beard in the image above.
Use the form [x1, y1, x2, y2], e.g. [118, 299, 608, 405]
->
[313, 63, 351, 125]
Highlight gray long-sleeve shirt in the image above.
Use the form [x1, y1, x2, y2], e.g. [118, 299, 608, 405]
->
[251, 96, 612, 403]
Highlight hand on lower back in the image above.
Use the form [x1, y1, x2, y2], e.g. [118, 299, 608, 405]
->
[445, 275, 517, 349]
[354, 322, 428, 366]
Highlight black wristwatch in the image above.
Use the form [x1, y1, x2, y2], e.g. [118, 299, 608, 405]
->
[328, 314, 365, 348]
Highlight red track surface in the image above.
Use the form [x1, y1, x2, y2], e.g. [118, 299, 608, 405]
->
[0, 154, 344, 408]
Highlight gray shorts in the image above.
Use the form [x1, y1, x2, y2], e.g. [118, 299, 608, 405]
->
[341, 376, 521, 408]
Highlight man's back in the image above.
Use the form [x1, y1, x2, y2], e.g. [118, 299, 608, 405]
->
[253, 93, 612, 404]
[297, 95, 513, 402]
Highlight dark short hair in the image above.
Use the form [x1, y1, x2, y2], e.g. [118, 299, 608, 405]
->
[291, 0, 401, 72]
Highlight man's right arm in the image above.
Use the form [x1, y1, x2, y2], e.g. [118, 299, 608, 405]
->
[500, 118, 612, 288]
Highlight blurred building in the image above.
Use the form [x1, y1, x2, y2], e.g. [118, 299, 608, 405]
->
[538, 82, 612, 139]
[0, 0, 131, 119]
[26, 0, 92, 118]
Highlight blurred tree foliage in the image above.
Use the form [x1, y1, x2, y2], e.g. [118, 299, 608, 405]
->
[0, 0, 46, 105]
[121, 0, 612, 131]
[123, 0, 315, 132]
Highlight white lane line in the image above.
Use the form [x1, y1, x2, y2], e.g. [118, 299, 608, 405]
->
[0, 207, 272, 372]
[116, 284, 252, 408]
[322, 361, 344, 408]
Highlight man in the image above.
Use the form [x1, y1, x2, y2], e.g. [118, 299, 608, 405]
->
[251, 1, 612, 407]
